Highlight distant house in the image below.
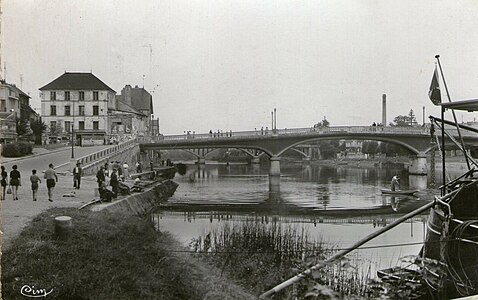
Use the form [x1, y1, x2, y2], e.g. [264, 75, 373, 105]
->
[39, 72, 116, 145]
[0, 80, 38, 142]
[115, 85, 154, 135]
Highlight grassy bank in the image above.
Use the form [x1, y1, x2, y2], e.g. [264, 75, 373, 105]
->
[1, 208, 254, 300]
[191, 221, 374, 299]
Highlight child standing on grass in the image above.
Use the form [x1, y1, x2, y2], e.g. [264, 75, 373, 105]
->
[30, 169, 41, 201]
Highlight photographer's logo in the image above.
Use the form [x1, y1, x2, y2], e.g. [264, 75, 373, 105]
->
[20, 285, 53, 298]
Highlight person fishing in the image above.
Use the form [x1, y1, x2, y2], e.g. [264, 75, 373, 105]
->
[390, 175, 400, 191]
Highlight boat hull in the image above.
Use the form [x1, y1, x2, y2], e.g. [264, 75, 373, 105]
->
[381, 189, 418, 196]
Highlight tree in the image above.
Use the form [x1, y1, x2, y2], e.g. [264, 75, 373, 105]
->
[390, 110, 418, 127]
[16, 117, 30, 136]
[314, 116, 330, 128]
[49, 122, 63, 137]
[30, 119, 47, 145]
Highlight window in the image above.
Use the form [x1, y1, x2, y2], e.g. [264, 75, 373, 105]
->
[50, 105, 57, 116]
[65, 121, 71, 132]
[93, 105, 99, 116]
[65, 105, 71, 116]
[50, 91, 56, 101]
[93, 91, 99, 101]
[78, 121, 85, 130]
[79, 106, 85, 116]
[93, 121, 99, 130]
[79, 91, 85, 101]
[0, 100, 5, 112]
[65, 91, 70, 101]
[50, 121, 56, 131]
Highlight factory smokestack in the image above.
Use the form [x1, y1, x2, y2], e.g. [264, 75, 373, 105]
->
[382, 94, 387, 126]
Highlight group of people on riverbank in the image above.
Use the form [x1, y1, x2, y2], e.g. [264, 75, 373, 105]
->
[1, 164, 58, 202]
[96, 161, 134, 201]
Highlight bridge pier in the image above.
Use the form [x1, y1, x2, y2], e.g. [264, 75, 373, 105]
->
[269, 156, 281, 176]
[269, 156, 281, 193]
[197, 157, 206, 164]
[408, 152, 427, 175]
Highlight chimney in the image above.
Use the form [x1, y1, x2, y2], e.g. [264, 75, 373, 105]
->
[382, 94, 387, 126]
[124, 85, 132, 106]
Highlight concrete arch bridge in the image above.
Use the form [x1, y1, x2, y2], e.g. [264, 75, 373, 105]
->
[139, 125, 478, 178]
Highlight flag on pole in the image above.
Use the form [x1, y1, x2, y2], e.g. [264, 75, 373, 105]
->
[429, 66, 441, 105]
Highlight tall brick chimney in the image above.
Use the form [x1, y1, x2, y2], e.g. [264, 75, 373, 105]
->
[382, 94, 387, 126]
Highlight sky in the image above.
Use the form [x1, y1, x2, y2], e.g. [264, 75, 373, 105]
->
[3, 0, 478, 134]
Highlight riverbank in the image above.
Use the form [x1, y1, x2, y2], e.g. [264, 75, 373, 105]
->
[1, 207, 255, 299]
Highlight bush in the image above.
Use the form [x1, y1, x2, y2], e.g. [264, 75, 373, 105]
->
[1, 141, 33, 157]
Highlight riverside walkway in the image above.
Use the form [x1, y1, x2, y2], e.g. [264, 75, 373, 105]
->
[1, 145, 121, 249]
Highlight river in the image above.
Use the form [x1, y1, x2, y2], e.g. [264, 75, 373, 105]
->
[153, 161, 439, 277]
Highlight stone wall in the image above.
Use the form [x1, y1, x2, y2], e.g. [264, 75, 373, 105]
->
[90, 180, 178, 215]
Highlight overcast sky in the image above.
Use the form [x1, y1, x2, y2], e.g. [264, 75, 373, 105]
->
[3, 0, 478, 134]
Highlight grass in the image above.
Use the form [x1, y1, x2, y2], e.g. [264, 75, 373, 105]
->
[1, 208, 254, 300]
[190, 220, 375, 299]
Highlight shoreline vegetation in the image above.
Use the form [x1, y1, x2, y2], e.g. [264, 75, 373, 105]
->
[1, 208, 254, 300]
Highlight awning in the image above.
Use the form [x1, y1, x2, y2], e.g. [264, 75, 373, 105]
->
[439, 99, 478, 112]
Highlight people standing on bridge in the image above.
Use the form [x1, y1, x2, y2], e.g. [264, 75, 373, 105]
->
[30, 169, 41, 201]
[96, 166, 106, 188]
[44, 163, 58, 202]
[9, 165, 21, 201]
[73, 162, 83, 189]
[1, 166, 7, 200]
[390, 175, 400, 191]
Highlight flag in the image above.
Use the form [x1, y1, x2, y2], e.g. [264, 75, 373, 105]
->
[429, 66, 441, 105]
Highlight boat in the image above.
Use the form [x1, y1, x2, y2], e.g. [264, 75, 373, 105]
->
[381, 189, 419, 196]
[420, 96, 478, 296]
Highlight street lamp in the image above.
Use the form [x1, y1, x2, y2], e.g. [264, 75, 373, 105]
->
[71, 123, 74, 158]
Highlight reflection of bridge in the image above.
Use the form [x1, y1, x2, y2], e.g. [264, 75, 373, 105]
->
[152, 210, 427, 227]
[140, 125, 478, 180]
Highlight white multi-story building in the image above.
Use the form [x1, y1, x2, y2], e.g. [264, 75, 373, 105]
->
[39, 72, 116, 145]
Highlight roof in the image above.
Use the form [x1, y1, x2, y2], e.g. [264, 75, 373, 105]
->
[39, 72, 115, 92]
[11, 85, 30, 98]
[439, 99, 478, 112]
[1, 81, 30, 98]
[114, 99, 147, 117]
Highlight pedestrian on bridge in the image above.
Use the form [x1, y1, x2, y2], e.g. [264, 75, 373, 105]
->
[9, 165, 21, 201]
[44, 163, 58, 202]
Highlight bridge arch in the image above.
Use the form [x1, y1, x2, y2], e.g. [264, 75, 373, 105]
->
[276, 136, 421, 157]
[238, 148, 267, 158]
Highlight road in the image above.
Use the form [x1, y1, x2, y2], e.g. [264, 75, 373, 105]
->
[0, 145, 112, 250]
[1, 145, 111, 174]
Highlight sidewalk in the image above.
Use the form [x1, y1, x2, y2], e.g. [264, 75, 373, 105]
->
[1, 147, 96, 250]
[0, 173, 99, 250]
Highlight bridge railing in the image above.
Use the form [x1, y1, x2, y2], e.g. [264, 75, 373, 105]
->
[137, 125, 435, 144]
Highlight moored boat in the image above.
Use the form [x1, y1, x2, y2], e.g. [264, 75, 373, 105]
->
[422, 96, 478, 297]
[381, 189, 419, 196]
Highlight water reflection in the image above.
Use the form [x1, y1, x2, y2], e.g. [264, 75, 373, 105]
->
[154, 162, 467, 277]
